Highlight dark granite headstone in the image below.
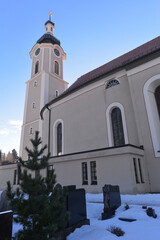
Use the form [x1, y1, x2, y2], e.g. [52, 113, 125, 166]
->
[0, 210, 13, 240]
[64, 185, 89, 227]
[102, 184, 121, 220]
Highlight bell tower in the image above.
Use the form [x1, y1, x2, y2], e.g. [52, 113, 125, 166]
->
[20, 13, 68, 159]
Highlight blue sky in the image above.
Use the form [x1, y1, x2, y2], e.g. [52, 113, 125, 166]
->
[0, 0, 160, 154]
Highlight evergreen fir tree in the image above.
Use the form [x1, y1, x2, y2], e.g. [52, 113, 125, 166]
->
[6, 151, 14, 163]
[7, 131, 68, 240]
[12, 149, 18, 161]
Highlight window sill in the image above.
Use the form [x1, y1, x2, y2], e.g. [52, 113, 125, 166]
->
[91, 182, 97, 185]
[82, 182, 88, 185]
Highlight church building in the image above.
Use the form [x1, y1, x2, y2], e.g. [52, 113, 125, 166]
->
[17, 17, 160, 194]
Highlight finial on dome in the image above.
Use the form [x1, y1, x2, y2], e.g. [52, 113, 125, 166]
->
[49, 9, 52, 20]
[45, 10, 55, 35]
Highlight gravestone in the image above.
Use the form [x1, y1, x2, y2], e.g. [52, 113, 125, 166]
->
[0, 210, 13, 240]
[65, 185, 87, 227]
[54, 185, 89, 240]
[55, 183, 63, 195]
[55, 184, 89, 227]
[0, 190, 11, 212]
[102, 184, 121, 220]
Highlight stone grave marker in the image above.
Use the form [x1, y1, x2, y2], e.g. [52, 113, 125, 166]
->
[65, 185, 87, 227]
[55, 185, 90, 240]
[0, 190, 11, 212]
[0, 210, 13, 240]
[102, 184, 121, 220]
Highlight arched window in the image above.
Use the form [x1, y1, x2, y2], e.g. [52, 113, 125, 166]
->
[144, 75, 160, 157]
[111, 107, 125, 146]
[55, 61, 59, 75]
[155, 86, 160, 119]
[105, 79, 120, 89]
[57, 123, 62, 155]
[106, 102, 128, 147]
[35, 61, 39, 74]
[53, 119, 64, 156]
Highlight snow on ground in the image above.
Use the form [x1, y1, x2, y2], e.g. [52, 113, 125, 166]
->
[12, 193, 160, 239]
[67, 194, 160, 240]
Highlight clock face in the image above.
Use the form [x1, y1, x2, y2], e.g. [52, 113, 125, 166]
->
[54, 48, 60, 56]
[35, 48, 40, 56]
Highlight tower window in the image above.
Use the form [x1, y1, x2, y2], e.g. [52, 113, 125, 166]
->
[55, 61, 59, 75]
[30, 127, 33, 135]
[57, 123, 62, 155]
[90, 161, 97, 185]
[55, 90, 59, 97]
[33, 81, 37, 87]
[32, 102, 36, 109]
[111, 107, 125, 146]
[35, 61, 39, 74]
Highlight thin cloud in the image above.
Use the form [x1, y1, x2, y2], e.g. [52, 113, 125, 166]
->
[9, 120, 22, 130]
[0, 128, 10, 136]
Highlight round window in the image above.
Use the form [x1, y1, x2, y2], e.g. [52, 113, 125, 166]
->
[35, 48, 40, 56]
[54, 49, 60, 56]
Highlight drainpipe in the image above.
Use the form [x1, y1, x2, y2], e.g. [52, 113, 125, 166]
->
[46, 106, 51, 154]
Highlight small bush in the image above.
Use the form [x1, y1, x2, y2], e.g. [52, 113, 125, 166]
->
[125, 203, 130, 210]
[107, 226, 125, 237]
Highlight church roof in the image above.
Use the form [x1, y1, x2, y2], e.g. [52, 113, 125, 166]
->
[37, 33, 60, 45]
[40, 36, 160, 118]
